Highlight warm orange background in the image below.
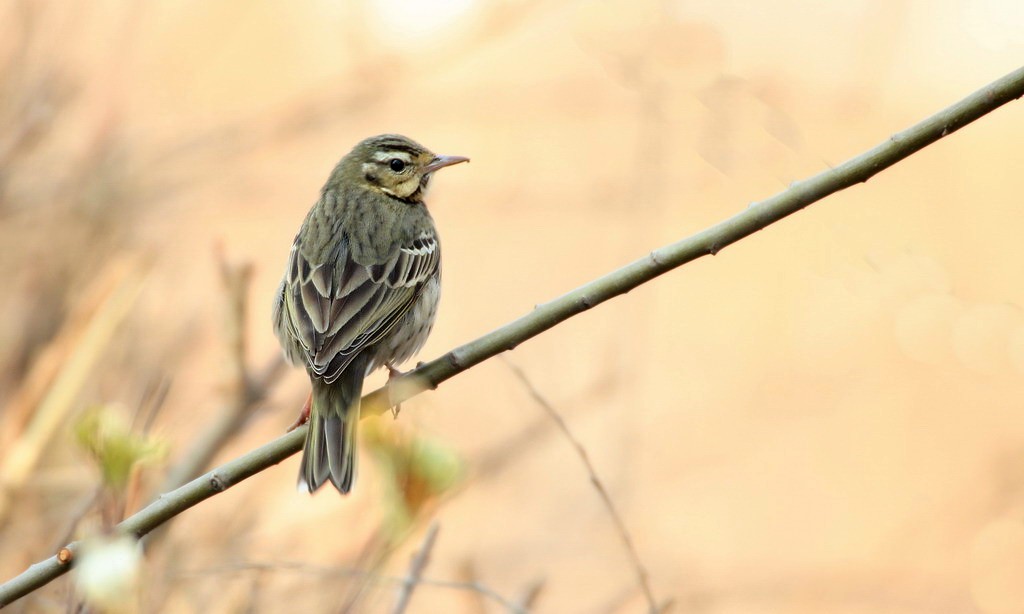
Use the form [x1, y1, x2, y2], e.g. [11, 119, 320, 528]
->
[2, 1, 1024, 612]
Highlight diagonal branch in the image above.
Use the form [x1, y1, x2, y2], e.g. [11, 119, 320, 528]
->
[503, 358, 661, 613]
[391, 523, 441, 614]
[2, 64, 1023, 608]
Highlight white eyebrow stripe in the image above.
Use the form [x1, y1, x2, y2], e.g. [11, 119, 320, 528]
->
[373, 150, 412, 163]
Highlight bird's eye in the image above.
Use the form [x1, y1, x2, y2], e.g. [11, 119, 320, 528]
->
[389, 158, 406, 172]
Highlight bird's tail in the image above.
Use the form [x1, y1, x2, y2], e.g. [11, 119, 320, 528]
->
[299, 365, 367, 494]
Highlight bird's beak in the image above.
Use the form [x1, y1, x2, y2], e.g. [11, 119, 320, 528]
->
[424, 155, 469, 174]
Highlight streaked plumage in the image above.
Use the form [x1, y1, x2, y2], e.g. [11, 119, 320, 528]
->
[272, 134, 467, 494]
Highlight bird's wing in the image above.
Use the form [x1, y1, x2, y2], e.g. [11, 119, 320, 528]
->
[281, 229, 439, 384]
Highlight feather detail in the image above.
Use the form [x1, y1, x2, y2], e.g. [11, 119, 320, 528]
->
[280, 220, 440, 384]
[298, 356, 369, 493]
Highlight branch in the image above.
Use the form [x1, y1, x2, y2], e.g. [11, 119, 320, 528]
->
[391, 523, 440, 614]
[173, 559, 528, 613]
[503, 358, 659, 613]
[157, 249, 287, 495]
[145, 249, 286, 549]
[0, 258, 146, 526]
[2, 64, 1023, 607]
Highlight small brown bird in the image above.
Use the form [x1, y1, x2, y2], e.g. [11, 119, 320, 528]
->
[273, 134, 468, 494]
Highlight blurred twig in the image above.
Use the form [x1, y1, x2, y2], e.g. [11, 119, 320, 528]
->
[49, 486, 103, 554]
[455, 557, 543, 614]
[472, 379, 605, 480]
[456, 560, 490, 614]
[502, 357, 659, 613]
[2, 64, 1024, 607]
[175, 559, 527, 613]
[156, 248, 287, 496]
[145, 249, 286, 553]
[454, 560, 544, 614]
[513, 579, 545, 612]
[390, 522, 440, 614]
[0, 257, 147, 526]
[131, 376, 172, 436]
[157, 353, 285, 496]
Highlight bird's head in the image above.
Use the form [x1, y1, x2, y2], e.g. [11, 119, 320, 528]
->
[336, 134, 468, 203]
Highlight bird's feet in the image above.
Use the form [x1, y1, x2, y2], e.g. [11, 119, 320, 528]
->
[286, 392, 312, 432]
[385, 362, 405, 418]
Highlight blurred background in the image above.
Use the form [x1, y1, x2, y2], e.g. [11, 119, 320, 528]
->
[2, 0, 1024, 612]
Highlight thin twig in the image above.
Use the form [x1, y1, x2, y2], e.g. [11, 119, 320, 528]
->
[49, 486, 103, 554]
[391, 523, 440, 614]
[512, 579, 545, 612]
[175, 559, 527, 613]
[455, 560, 489, 614]
[473, 377, 605, 481]
[0, 258, 146, 526]
[143, 252, 286, 554]
[155, 249, 287, 495]
[132, 376, 172, 435]
[2, 64, 1023, 607]
[503, 357, 659, 613]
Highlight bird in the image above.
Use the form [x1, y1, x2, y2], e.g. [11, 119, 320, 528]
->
[272, 134, 468, 494]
